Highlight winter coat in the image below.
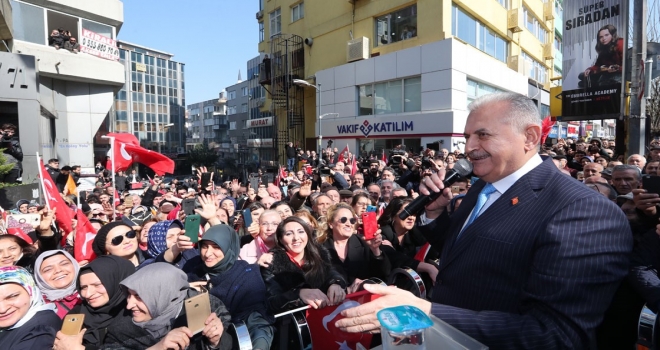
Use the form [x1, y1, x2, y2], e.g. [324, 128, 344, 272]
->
[322, 234, 391, 285]
[0, 310, 61, 350]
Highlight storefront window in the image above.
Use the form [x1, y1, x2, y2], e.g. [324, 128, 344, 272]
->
[359, 77, 420, 116]
[375, 4, 417, 47]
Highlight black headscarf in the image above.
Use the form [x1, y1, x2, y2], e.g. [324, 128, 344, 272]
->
[77, 255, 136, 346]
[200, 225, 240, 275]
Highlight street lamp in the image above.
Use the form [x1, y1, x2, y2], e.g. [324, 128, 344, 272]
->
[158, 123, 175, 154]
[293, 79, 322, 154]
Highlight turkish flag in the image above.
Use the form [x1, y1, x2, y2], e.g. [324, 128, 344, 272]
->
[39, 159, 74, 236]
[350, 155, 357, 176]
[106, 132, 175, 176]
[414, 243, 432, 262]
[305, 290, 380, 350]
[381, 149, 387, 163]
[74, 209, 97, 262]
[337, 145, 349, 163]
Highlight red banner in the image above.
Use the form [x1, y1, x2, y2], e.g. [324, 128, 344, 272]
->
[305, 290, 380, 350]
[74, 209, 97, 262]
[39, 159, 74, 235]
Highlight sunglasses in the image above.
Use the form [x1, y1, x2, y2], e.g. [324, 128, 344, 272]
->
[337, 217, 357, 225]
[110, 230, 137, 246]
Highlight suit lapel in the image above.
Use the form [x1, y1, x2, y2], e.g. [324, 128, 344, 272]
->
[438, 158, 554, 272]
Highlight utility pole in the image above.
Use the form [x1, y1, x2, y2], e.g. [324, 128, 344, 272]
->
[628, 0, 648, 155]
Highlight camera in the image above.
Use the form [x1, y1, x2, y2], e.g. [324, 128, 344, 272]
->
[389, 149, 406, 167]
[421, 156, 433, 169]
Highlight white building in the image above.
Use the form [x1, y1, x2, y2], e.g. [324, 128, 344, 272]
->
[3, 0, 124, 176]
[315, 38, 529, 155]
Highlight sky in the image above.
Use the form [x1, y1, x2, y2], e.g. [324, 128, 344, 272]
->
[119, 0, 259, 105]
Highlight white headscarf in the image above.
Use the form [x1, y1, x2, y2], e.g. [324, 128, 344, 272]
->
[0, 266, 56, 330]
[33, 250, 80, 301]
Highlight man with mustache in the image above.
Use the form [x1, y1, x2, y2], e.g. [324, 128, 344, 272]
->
[336, 92, 631, 349]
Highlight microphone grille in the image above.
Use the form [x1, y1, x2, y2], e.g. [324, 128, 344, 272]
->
[453, 159, 473, 177]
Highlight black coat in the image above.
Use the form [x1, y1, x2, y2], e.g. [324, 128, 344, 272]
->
[285, 145, 297, 159]
[0, 310, 61, 349]
[380, 224, 439, 270]
[261, 247, 346, 313]
[102, 289, 233, 350]
[322, 234, 391, 285]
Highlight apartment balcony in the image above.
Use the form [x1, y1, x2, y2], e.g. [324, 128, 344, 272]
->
[15, 40, 124, 86]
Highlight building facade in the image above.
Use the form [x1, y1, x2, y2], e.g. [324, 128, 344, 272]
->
[186, 94, 229, 152]
[112, 41, 186, 154]
[1, 0, 125, 177]
[256, 0, 560, 160]
[226, 78, 250, 165]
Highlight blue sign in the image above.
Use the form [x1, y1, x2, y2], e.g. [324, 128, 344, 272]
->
[336, 120, 414, 137]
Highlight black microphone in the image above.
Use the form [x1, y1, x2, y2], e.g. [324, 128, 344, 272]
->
[399, 159, 473, 220]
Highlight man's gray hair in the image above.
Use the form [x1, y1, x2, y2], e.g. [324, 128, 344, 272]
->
[468, 92, 542, 132]
[380, 180, 400, 189]
[612, 164, 642, 180]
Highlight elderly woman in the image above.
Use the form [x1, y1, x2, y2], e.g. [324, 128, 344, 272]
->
[187, 225, 274, 350]
[92, 222, 146, 267]
[53, 255, 135, 350]
[34, 250, 81, 319]
[0, 266, 60, 349]
[239, 210, 282, 264]
[107, 263, 233, 349]
[261, 216, 347, 313]
[321, 203, 391, 292]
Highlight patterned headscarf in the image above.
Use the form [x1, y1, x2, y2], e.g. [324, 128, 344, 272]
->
[0, 266, 56, 329]
[146, 220, 183, 259]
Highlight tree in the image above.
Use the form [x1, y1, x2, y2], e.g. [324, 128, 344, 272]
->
[0, 149, 19, 188]
[186, 142, 219, 169]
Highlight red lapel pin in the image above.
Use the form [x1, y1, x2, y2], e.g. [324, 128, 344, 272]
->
[511, 197, 519, 206]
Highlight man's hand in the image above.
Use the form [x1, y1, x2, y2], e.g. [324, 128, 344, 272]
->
[298, 179, 312, 198]
[633, 189, 660, 216]
[230, 179, 240, 194]
[335, 284, 431, 334]
[418, 168, 453, 219]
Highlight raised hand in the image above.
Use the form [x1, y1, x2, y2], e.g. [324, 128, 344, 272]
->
[298, 179, 312, 198]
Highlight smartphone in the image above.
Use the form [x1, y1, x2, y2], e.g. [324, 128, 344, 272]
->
[242, 209, 253, 228]
[366, 205, 377, 213]
[451, 185, 460, 194]
[61, 314, 85, 336]
[182, 198, 196, 216]
[261, 175, 269, 186]
[361, 212, 377, 240]
[200, 173, 212, 193]
[184, 214, 201, 243]
[185, 292, 212, 335]
[643, 176, 660, 195]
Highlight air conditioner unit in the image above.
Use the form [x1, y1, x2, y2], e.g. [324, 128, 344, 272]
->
[507, 55, 531, 74]
[256, 10, 263, 20]
[507, 8, 524, 33]
[347, 37, 370, 63]
[543, 43, 554, 60]
[543, 2, 555, 21]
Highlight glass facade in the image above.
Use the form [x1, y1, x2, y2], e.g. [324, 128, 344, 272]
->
[523, 6, 549, 43]
[521, 51, 548, 83]
[375, 4, 417, 47]
[451, 5, 508, 63]
[113, 45, 185, 152]
[358, 77, 421, 116]
[466, 79, 504, 106]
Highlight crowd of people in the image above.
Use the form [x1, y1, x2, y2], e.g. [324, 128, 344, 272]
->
[49, 28, 80, 53]
[2, 92, 660, 349]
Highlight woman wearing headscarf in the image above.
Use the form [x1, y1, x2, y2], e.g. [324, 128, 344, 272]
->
[219, 197, 237, 225]
[139, 219, 184, 268]
[34, 250, 82, 318]
[107, 263, 233, 349]
[188, 225, 274, 350]
[0, 266, 60, 349]
[52, 255, 135, 350]
[92, 221, 146, 267]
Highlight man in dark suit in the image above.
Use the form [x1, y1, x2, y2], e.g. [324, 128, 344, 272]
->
[336, 92, 632, 349]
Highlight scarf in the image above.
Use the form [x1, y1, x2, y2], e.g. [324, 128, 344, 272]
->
[199, 225, 240, 275]
[34, 250, 80, 301]
[256, 235, 270, 255]
[120, 263, 189, 339]
[78, 255, 135, 346]
[0, 266, 56, 330]
[146, 220, 183, 258]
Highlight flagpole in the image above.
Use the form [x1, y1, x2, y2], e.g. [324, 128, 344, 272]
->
[35, 152, 51, 211]
[101, 135, 117, 221]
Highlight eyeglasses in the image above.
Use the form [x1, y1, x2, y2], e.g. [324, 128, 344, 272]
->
[110, 230, 137, 246]
[337, 217, 357, 225]
[355, 202, 369, 207]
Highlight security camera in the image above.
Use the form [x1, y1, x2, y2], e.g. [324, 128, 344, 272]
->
[304, 37, 313, 46]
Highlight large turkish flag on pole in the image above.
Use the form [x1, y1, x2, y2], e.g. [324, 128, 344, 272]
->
[38, 158, 74, 235]
[106, 132, 175, 175]
[305, 290, 380, 350]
